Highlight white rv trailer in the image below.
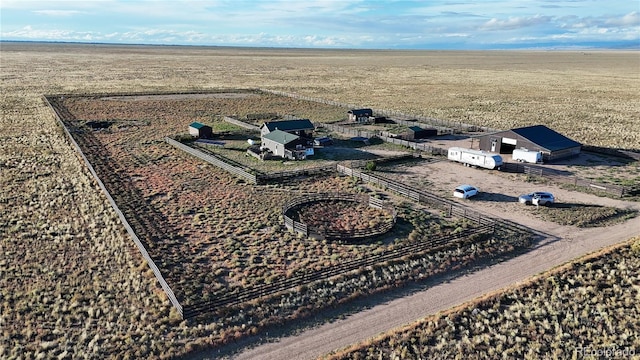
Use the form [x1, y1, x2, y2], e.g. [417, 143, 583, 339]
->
[512, 148, 543, 164]
[447, 147, 503, 170]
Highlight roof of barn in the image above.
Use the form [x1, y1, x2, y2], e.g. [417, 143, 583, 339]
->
[511, 125, 581, 151]
[261, 119, 314, 132]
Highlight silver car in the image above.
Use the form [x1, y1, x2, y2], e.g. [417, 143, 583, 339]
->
[518, 192, 554, 206]
[453, 184, 479, 199]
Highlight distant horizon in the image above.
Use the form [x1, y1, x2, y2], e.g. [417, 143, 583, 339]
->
[2, 1, 638, 50]
[3, 39, 639, 52]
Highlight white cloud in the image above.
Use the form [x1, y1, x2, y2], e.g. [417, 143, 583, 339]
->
[3, 25, 95, 41]
[481, 15, 552, 31]
[607, 11, 640, 27]
[32, 10, 85, 17]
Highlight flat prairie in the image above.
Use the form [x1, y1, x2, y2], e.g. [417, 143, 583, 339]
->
[1, 42, 639, 359]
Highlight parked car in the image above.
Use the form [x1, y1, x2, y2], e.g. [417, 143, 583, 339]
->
[519, 192, 554, 206]
[453, 185, 479, 199]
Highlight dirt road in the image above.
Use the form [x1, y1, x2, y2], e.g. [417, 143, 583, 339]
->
[225, 161, 640, 360]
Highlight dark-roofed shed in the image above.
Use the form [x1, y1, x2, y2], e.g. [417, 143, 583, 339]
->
[348, 109, 373, 123]
[405, 126, 437, 140]
[189, 122, 213, 139]
[478, 125, 581, 162]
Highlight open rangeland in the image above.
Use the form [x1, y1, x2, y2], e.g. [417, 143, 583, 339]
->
[1, 42, 639, 359]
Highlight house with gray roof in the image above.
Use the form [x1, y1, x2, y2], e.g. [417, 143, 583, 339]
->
[261, 129, 312, 160]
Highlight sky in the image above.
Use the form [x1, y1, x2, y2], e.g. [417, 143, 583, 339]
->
[1, 0, 639, 50]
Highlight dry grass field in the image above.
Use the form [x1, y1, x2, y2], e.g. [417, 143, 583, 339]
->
[1, 42, 639, 359]
[326, 236, 640, 360]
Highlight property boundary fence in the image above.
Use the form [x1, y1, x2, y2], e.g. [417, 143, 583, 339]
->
[259, 88, 500, 133]
[44, 95, 184, 318]
[257, 89, 636, 198]
[43, 91, 532, 321]
[282, 193, 397, 240]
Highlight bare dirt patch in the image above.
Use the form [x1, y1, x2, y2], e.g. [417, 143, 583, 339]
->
[379, 159, 640, 240]
[100, 92, 259, 101]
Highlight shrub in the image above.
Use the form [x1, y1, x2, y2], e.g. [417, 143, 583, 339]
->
[365, 161, 377, 172]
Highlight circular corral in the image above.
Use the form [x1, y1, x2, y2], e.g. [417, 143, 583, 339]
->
[283, 193, 396, 241]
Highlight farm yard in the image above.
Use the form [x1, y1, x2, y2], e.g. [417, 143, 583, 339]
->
[46, 90, 534, 323]
[1, 42, 640, 359]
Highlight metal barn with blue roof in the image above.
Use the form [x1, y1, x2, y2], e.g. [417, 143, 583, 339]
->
[478, 125, 581, 162]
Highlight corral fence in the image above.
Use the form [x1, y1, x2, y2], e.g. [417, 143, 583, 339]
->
[258, 164, 337, 183]
[384, 118, 454, 136]
[259, 88, 500, 134]
[282, 193, 397, 240]
[582, 144, 640, 161]
[223, 116, 260, 131]
[318, 123, 449, 156]
[165, 137, 259, 184]
[502, 162, 632, 198]
[168, 137, 339, 184]
[43, 95, 184, 318]
[337, 164, 503, 228]
[257, 89, 637, 197]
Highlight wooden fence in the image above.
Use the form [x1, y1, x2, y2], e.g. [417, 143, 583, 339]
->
[169, 137, 340, 184]
[223, 116, 260, 131]
[259, 88, 499, 133]
[282, 193, 397, 240]
[45, 90, 533, 321]
[44, 95, 184, 318]
[318, 123, 448, 156]
[337, 164, 498, 228]
[181, 221, 499, 319]
[257, 88, 637, 198]
[165, 137, 258, 184]
[257, 164, 337, 183]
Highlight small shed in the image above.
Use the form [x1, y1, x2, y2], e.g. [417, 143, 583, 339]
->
[405, 126, 437, 140]
[348, 109, 373, 123]
[188, 122, 213, 139]
[477, 125, 581, 162]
